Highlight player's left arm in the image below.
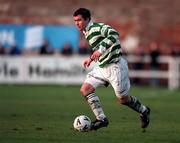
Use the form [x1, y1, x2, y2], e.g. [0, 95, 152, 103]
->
[98, 24, 119, 54]
[90, 25, 119, 62]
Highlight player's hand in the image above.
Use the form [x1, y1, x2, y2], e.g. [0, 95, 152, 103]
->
[83, 58, 93, 68]
[90, 50, 102, 62]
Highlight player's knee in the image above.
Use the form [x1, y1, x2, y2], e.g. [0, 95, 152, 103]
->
[117, 96, 130, 104]
[80, 87, 86, 96]
[117, 96, 126, 104]
[80, 83, 95, 97]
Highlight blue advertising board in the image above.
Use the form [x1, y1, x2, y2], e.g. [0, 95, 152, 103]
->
[0, 24, 80, 50]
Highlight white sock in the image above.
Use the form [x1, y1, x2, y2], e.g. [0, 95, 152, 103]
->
[85, 93, 106, 120]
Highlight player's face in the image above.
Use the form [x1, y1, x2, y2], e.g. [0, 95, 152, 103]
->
[73, 15, 89, 31]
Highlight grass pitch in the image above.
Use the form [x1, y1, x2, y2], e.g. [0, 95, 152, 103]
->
[0, 85, 180, 143]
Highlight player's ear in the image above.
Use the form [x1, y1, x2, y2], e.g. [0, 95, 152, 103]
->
[86, 18, 90, 24]
[88, 17, 91, 22]
[84, 17, 90, 22]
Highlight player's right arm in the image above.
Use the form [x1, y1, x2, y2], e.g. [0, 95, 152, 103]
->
[84, 49, 102, 68]
[83, 57, 93, 68]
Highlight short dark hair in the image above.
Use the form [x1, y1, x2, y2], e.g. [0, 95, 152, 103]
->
[73, 8, 91, 21]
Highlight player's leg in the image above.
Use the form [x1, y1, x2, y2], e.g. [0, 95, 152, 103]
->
[116, 95, 147, 116]
[80, 68, 109, 130]
[80, 83, 106, 121]
[110, 58, 150, 128]
[117, 95, 150, 128]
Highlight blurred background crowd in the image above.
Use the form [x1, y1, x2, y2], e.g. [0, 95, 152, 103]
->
[0, 0, 180, 88]
[0, 0, 179, 57]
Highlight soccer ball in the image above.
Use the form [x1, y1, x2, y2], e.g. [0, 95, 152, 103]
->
[73, 115, 91, 132]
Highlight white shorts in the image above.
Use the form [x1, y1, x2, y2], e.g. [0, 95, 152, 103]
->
[84, 57, 130, 97]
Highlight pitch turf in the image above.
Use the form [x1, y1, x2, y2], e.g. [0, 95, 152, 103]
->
[0, 85, 180, 143]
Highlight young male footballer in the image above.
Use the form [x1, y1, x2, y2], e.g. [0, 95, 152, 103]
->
[73, 8, 150, 131]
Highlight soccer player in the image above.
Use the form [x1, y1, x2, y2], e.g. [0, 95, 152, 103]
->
[73, 8, 150, 130]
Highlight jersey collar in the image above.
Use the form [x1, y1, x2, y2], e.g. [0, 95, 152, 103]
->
[83, 21, 93, 34]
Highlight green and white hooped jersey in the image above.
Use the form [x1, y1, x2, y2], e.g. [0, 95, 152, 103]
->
[84, 22, 122, 68]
